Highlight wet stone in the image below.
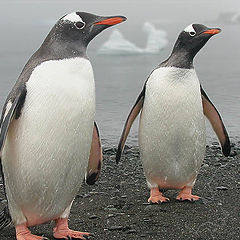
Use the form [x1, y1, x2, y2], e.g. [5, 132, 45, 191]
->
[108, 226, 124, 231]
[127, 229, 137, 234]
[216, 186, 228, 190]
[144, 204, 166, 212]
[89, 215, 99, 219]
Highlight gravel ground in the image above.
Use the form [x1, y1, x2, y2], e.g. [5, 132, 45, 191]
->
[0, 141, 239, 240]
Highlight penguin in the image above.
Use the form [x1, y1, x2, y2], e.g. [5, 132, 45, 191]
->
[116, 24, 231, 204]
[0, 12, 126, 240]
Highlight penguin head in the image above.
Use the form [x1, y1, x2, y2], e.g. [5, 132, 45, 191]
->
[42, 12, 126, 56]
[172, 24, 221, 58]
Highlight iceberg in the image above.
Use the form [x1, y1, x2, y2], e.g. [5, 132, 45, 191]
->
[97, 22, 168, 55]
[97, 30, 143, 55]
[143, 22, 168, 53]
[217, 12, 240, 24]
[231, 12, 240, 24]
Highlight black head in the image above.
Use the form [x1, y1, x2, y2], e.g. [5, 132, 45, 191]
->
[39, 12, 127, 59]
[161, 24, 221, 69]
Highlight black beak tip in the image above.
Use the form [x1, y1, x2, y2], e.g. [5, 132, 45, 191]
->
[120, 16, 127, 22]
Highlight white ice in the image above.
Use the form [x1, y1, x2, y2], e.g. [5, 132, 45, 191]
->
[230, 12, 240, 24]
[217, 12, 240, 24]
[97, 22, 168, 55]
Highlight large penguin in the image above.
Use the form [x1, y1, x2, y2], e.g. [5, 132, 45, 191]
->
[0, 12, 126, 240]
[116, 24, 230, 204]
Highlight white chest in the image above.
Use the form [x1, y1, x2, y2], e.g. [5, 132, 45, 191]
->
[26, 57, 95, 110]
[3, 58, 96, 224]
[141, 67, 204, 129]
[139, 67, 206, 188]
[145, 67, 201, 109]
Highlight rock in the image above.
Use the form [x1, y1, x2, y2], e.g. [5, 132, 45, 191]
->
[142, 202, 151, 205]
[144, 204, 166, 212]
[89, 215, 99, 219]
[202, 164, 209, 168]
[197, 198, 210, 205]
[127, 229, 137, 234]
[143, 218, 152, 222]
[108, 226, 124, 231]
[216, 186, 228, 190]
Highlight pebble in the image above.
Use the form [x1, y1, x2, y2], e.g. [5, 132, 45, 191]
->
[104, 207, 118, 211]
[143, 218, 152, 223]
[216, 186, 228, 190]
[197, 198, 210, 205]
[144, 204, 166, 212]
[89, 215, 99, 219]
[127, 229, 137, 234]
[202, 164, 209, 168]
[108, 226, 124, 231]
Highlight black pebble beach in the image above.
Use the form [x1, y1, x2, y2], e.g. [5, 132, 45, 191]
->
[0, 141, 239, 239]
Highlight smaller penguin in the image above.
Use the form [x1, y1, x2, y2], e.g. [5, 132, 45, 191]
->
[116, 24, 231, 203]
[0, 12, 126, 240]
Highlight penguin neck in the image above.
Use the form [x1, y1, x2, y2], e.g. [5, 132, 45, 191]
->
[160, 49, 194, 69]
[40, 36, 88, 60]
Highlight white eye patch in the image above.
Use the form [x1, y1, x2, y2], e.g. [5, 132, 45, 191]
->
[62, 12, 86, 27]
[184, 24, 196, 36]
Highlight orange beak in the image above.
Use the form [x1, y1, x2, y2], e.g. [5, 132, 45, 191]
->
[95, 16, 126, 26]
[203, 28, 221, 35]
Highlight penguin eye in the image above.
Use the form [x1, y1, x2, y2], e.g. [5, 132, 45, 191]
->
[189, 31, 196, 37]
[74, 21, 85, 29]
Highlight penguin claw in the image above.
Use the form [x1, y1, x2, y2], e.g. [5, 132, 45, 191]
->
[148, 196, 170, 204]
[54, 231, 91, 240]
[176, 186, 200, 202]
[148, 188, 170, 204]
[176, 194, 200, 202]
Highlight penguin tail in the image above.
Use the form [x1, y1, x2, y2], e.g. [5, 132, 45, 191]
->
[0, 207, 12, 230]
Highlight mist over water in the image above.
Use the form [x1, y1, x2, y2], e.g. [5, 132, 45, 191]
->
[0, 0, 239, 147]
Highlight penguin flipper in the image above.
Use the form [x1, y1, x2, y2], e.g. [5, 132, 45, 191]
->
[86, 121, 102, 185]
[201, 86, 231, 156]
[0, 89, 26, 156]
[116, 86, 146, 163]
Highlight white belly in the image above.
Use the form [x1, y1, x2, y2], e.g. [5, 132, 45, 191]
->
[139, 67, 206, 189]
[2, 57, 95, 225]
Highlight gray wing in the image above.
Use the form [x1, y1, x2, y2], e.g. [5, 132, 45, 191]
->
[0, 87, 27, 156]
[116, 85, 146, 163]
[201, 86, 231, 156]
[0, 86, 26, 225]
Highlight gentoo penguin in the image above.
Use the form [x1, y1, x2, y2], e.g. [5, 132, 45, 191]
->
[116, 24, 231, 203]
[0, 12, 126, 239]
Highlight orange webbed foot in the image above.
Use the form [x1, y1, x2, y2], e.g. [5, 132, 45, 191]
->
[176, 186, 200, 202]
[148, 187, 170, 204]
[53, 218, 92, 240]
[16, 224, 48, 240]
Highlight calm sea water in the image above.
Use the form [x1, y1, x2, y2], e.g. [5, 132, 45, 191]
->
[0, 0, 239, 147]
